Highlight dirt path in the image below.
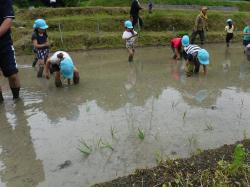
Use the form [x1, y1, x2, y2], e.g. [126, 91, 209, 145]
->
[142, 4, 239, 11]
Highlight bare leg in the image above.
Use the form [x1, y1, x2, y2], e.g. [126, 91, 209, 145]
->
[37, 59, 45, 78]
[203, 65, 207, 75]
[0, 86, 3, 102]
[174, 48, 181, 60]
[54, 71, 62, 87]
[128, 48, 134, 62]
[73, 69, 80, 85]
[8, 73, 21, 99]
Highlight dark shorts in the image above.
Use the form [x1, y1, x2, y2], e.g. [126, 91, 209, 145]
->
[243, 40, 250, 46]
[37, 48, 49, 60]
[0, 45, 18, 77]
[226, 33, 233, 43]
[51, 63, 60, 72]
[187, 53, 198, 62]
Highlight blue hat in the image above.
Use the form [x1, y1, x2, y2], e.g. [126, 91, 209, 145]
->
[198, 49, 210, 65]
[60, 58, 74, 79]
[182, 35, 190, 47]
[124, 20, 133, 29]
[226, 19, 232, 23]
[33, 19, 49, 29]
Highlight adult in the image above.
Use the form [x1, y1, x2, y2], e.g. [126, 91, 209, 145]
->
[130, 0, 143, 28]
[50, 0, 56, 8]
[0, 0, 21, 102]
[45, 51, 80, 87]
[191, 6, 209, 45]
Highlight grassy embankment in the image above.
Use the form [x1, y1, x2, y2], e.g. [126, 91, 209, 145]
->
[82, 0, 250, 11]
[95, 140, 250, 186]
[13, 6, 250, 54]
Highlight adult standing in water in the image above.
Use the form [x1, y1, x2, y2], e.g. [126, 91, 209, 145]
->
[0, 0, 21, 102]
[191, 6, 209, 45]
[130, 0, 143, 29]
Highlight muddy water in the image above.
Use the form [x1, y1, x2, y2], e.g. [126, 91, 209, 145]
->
[0, 44, 250, 187]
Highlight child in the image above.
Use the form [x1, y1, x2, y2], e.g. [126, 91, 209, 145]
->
[182, 35, 209, 76]
[148, 0, 153, 14]
[171, 35, 182, 60]
[0, 0, 21, 101]
[225, 19, 234, 47]
[32, 19, 50, 77]
[243, 21, 250, 48]
[45, 51, 80, 87]
[122, 20, 138, 62]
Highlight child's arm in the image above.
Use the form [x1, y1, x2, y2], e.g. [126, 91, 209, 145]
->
[33, 39, 49, 49]
[0, 18, 12, 37]
[127, 33, 138, 40]
[203, 65, 207, 75]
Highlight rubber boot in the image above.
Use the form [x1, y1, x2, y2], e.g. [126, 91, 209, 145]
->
[73, 72, 80, 85]
[32, 58, 38, 67]
[37, 65, 44, 78]
[11, 87, 20, 100]
[128, 55, 133, 62]
[0, 91, 4, 103]
[55, 80, 63, 88]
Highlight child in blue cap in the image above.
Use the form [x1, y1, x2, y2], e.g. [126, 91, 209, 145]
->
[225, 19, 234, 47]
[32, 19, 50, 77]
[243, 21, 250, 48]
[182, 35, 209, 76]
[122, 20, 138, 62]
[45, 51, 80, 87]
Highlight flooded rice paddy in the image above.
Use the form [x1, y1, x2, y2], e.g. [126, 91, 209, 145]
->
[0, 43, 250, 187]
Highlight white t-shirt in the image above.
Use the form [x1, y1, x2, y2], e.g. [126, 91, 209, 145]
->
[122, 30, 138, 47]
[50, 0, 56, 3]
[49, 51, 71, 64]
[225, 25, 234, 33]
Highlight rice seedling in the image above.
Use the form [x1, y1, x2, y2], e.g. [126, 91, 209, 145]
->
[78, 140, 92, 156]
[98, 138, 114, 151]
[171, 101, 178, 110]
[243, 129, 247, 140]
[204, 122, 214, 131]
[155, 150, 164, 164]
[138, 128, 145, 140]
[110, 126, 117, 139]
[183, 111, 187, 121]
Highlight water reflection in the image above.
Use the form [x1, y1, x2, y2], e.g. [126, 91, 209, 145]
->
[0, 44, 249, 186]
[0, 101, 44, 187]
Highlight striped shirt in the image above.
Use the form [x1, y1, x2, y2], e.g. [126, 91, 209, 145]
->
[184, 44, 201, 55]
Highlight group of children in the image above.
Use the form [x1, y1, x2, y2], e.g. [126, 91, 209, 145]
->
[122, 17, 250, 77]
[31, 19, 79, 87]
[122, 20, 210, 76]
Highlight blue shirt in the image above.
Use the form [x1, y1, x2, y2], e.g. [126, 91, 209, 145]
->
[243, 26, 250, 41]
[0, 0, 15, 50]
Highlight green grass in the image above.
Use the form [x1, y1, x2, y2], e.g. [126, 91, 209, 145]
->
[80, 0, 250, 11]
[13, 7, 250, 54]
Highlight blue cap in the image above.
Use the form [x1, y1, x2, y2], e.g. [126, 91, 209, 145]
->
[198, 49, 210, 65]
[226, 19, 232, 23]
[124, 20, 133, 29]
[60, 58, 74, 79]
[33, 19, 49, 30]
[182, 35, 190, 47]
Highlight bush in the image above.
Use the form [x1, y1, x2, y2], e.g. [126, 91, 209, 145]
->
[61, 0, 81, 6]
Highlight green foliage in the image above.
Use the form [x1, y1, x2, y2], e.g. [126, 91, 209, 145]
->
[62, 0, 81, 6]
[137, 128, 145, 140]
[230, 144, 246, 173]
[77, 140, 93, 156]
